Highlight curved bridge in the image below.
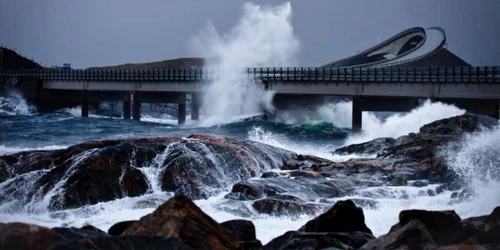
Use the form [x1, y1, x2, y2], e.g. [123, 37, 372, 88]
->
[322, 27, 446, 68]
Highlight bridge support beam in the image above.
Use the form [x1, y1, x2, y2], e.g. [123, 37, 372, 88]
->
[81, 90, 89, 118]
[191, 93, 201, 121]
[132, 91, 141, 121]
[178, 102, 186, 125]
[352, 96, 362, 133]
[123, 93, 131, 119]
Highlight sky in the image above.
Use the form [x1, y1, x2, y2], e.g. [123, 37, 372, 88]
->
[1, 0, 499, 69]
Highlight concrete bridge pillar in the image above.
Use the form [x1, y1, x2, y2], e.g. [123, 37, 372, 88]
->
[178, 102, 186, 125]
[191, 93, 201, 121]
[81, 90, 89, 118]
[132, 91, 141, 121]
[123, 92, 131, 119]
[352, 95, 362, 133]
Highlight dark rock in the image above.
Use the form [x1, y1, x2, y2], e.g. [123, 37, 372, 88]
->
[0, 135, 292, 210]
[51, 227, 109, 245]
[252, 195, 317, 216]
[80, 225, 106, 234]
[393, 209, 463, 245]
[334, 137, 396, 156]
[261, 171, 279, 178]
[108, 221, 137, 236]
[221, 220, 262, 249]
[351, 199, 379, 209]
[0, 222, 56, 250]
[460, 206, 500, 242]
[361, 220, 435, 250]
[122, 195, 237, 250]
[300, 200, 373, 235]
[289, 170, 321, 178]
[158, 135, 290, 199]
[412, 180, 429, 187]
[229, 181, 264, 200]
[419, 113, 498, 136]
[51, 236, 190, 250]
[264, 231, 374, 250]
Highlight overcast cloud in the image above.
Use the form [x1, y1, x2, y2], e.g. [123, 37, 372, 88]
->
[1, 0, 498, 68]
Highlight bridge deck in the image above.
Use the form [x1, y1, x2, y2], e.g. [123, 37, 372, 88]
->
[1, 66, 499, 99]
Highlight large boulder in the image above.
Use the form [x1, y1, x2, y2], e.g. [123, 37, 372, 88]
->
[362, 209, 464, 249]
[53, 236, 190, 250]
[334, 137, 396, 156]
[252, 195, 317, 216]
[108, 221, 138, 236]
[361, 219, 436, 250]
[221, 220, 262, 249]
[0, 135, 291, 210]
[0, 222, 55, 250]
[122, 195, 237, 250]
[264, 231, 374, 250]
[299, 200, 373, 235]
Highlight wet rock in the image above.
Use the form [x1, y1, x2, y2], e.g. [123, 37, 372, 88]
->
[221, 220, 262, 249]
[51, 226, 109, 246]
[80, 225, 106, 234]
[419, 113, 498, 136]
[290, 170, 321, 178]
[460, 206, 500, 242]
[252, 195, 317, 216]
[50, 160, 149, 210]
[0, 135, 292, 210]
[0, 222, 56, 250]
[333, 137, 396, 156]
[361, 219, 435, 250]
[261, 171, 279, 178]
[108, 221, 137, 236]
[228, 181, 264, 200]
[351, 199, 379, 209]
[264, 231, 373, 250]
[394, 209, 463, 245]
[52, 236, 190, 250]
[365, 209, 465, 249]
[122, 195, 237, 250]
[412, 180, 429, 187]
[300, 200, 373, 235]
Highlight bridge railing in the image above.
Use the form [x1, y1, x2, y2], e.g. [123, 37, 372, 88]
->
[0, 66, 499, 83]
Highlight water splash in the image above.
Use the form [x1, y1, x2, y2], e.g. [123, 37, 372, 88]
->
[189, 2, 300, 126]
[0, 92, 36, 116]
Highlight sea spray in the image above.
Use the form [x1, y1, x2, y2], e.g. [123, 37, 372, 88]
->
[189, 2, 300, 126]
[443, 125, 500, 217]
[0, 92, 36, 116]
[346, 100, 465, 145]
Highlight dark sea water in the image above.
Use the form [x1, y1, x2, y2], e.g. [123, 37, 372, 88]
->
[1, 94, 499, 243]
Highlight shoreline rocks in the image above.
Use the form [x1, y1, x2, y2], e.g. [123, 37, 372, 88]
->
[1, 196, 498, 249]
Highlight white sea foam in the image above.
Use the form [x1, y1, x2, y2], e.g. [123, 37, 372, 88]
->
[0, 145, 68, 156]
[0, 92, 36, 116]
[190, 2, 300, 127]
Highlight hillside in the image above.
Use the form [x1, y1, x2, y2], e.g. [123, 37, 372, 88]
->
[87, 57, 207, 70]
[0, 47, 43, 70]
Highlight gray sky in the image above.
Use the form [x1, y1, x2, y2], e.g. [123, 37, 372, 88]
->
[1, 0, 499, 69]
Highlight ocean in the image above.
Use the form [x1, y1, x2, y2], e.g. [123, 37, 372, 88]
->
[1, 93, 499, 244]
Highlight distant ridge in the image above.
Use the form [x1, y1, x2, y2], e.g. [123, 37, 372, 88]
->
[87, 58, 207, 70]
[0, 47, 43, 70]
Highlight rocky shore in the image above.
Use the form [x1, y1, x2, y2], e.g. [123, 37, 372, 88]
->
[0, 113, 499, 249]
[1, 195, 499, 249]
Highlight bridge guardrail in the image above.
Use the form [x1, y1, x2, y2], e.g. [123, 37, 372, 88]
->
[0, 66, 499, 84]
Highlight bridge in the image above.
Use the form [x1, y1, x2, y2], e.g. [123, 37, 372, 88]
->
[0, 66, 499, 131]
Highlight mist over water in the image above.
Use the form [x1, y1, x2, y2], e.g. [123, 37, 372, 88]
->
[190, 2, 300, 126]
